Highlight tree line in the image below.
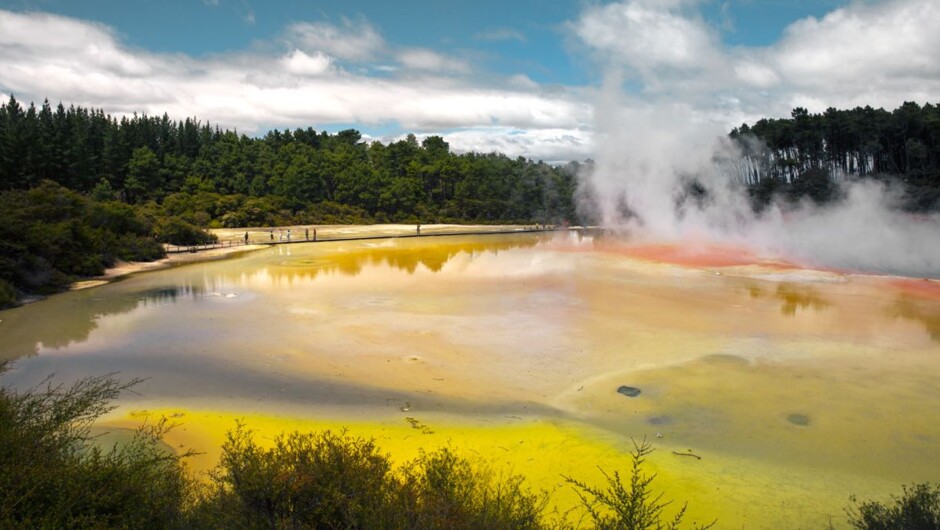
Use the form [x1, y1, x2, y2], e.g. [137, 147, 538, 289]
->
[0, 96, 578, 227]
[729, 101, 940, 210]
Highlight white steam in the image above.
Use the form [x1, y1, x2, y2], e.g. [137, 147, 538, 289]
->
[579, 72, 940, 278]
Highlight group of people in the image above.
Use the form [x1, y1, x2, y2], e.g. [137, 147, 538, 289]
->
[241, 227, 318, 244]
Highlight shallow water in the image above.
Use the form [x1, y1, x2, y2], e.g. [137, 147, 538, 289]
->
[1, 230, 939, 528]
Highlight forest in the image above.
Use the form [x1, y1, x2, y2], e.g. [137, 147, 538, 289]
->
[729, 101, 940, 211]
[0, 95, 579, 226]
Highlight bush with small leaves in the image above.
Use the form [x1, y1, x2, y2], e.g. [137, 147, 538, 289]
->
[565, 439, 715, 530]
[846, 483, 940, 530]
[0, 367, 192, 529]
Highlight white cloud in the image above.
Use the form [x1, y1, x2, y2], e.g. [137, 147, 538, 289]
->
[574, 1, 724, 76]
[572, 0, 940, 125]
[280, 49, 332, 76]
[285, 18, 384, 62]
[770, 0, 940, 111]
[508, 74, 539, 90]
[394, 127, 593, 164]
[396, 48, 470, 74]
[732, 60, 779, 89]
[0, 10, 154, 77]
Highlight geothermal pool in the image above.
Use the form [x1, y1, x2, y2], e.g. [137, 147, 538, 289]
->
[1, 230, 939, 528]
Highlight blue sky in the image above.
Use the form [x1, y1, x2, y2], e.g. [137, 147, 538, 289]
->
[0, 0, 936, 161]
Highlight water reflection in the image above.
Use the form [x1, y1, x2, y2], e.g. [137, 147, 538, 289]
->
[892, 296, 940, 343]
[137, 285, 203, 305]
[0, 234, 551, 364]
[775, 284, 830, 316]
[0, 284, 207, 361]
[268, 234, 547, 280]
[746, 282, 831, 317]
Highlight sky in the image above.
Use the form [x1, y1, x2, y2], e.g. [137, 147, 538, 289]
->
[0, 0, 937, 162]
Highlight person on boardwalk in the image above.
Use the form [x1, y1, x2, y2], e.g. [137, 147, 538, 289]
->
[270, 230, 274, 241]
[313, 228, 317, 241]
[305, 228, 309, 240]
[287, 229, 291, 241]
[416, 223, 421, 235]
[244, 231, 248, 244]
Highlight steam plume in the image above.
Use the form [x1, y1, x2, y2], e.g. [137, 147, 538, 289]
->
[578, 72, 940, 278]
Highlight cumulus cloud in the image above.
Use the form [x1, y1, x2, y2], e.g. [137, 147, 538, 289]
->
[396, 48, 470, 74]
[280, 49, 332, 76]
[574, 0, 940, 125]
[285, 18, 385, 62]
[574, 1, 725, 77]
[771, 0, 940, 110]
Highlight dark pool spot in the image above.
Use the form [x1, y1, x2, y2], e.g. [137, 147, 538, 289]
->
[617, 385, 641, 397]
[787, 413, 810, 426]
[648, 415, 671, 425]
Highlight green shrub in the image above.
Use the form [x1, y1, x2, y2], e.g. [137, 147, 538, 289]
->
[113, 232, 166, 262]
[0, 279, 16, 308]
[193, 425, 393, 529]
[847, 483, 940, 530]
[0, 183, 169, 302]
[192, 425, 548, 529]
[395, 447, 547, 530]
[565, 439, 714, 530]
[155, 216, 218, 246]
[88, 200, 153, 236]
[304, 201, 373, 224]
[0, 369, 192, 529]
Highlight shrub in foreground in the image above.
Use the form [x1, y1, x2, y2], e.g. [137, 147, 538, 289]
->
[393, 448, 547, 529]
[565, 439, 714, 530]
[0, 368, 191, 528]
[2, 368, 717, 529]
[190, 425, 547, 529]
[846, 482, 940, 530]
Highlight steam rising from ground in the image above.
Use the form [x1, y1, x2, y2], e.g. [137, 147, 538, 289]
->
[579, 74, 940, 278]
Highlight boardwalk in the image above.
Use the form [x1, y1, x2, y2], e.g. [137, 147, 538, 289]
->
[164, 225, 559, 254]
